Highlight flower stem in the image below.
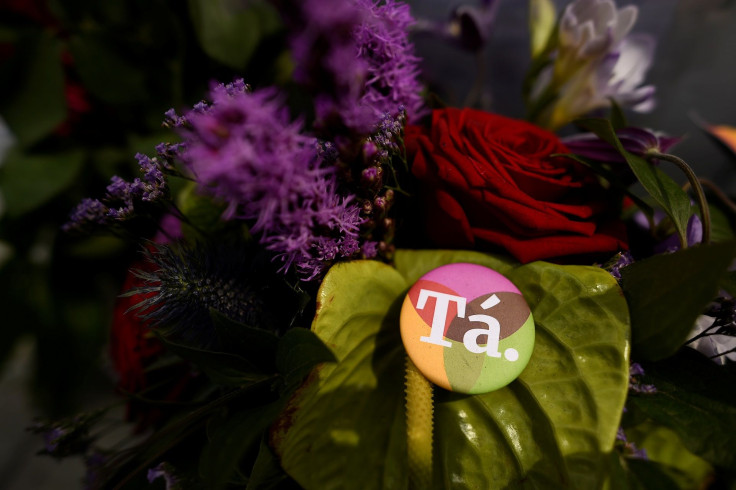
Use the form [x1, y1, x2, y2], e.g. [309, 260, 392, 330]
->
[405, 356, 433, 489]
[647, 151, 711, 245]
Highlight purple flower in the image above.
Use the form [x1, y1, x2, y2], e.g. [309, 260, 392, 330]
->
[288, 0, 425, 134]
[604, 250, 634, 281]
[564, 127, 681, 163]
[147, 462, 180, 490]
[615, 426, 648, 460]
[629, 362, 656, 394]
[175, 80, 365, 280]
[63, 198, 111, 232]
[64, 149, 170, 231]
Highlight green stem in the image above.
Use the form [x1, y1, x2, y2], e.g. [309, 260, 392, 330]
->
[405, 356, 433, 489]
[648, 151, 711, 246]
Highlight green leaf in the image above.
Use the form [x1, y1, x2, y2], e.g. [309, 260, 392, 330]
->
[620, 240, 736, 361]
[529, 0, 557, 59]
[210, 309, 279, 370]
[608, 99, 628, 131]
[708, 202, 735, 243]
[0, 149, 84, 217]
[577, 118, 692, 246]
[625, 421, 713, 488]
[629, 349, 736, 470]
[1, 33, 66, 147]
[276, 327, 337, 393]
[272, 250, 630, 489]
[188, 0, 281, 70]
[159, 336, 271, 386]
[246, 438, 291, 490]
[68, 34, 147, 104]
[200, 400, 285, 489]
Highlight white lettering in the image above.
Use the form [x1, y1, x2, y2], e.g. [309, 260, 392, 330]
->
[417, 289, 466, 347]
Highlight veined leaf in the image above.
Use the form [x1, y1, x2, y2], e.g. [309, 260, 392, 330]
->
[630, 349, 736, 470]
[577, 118, 692, 247]
[272, 250, 630, 489]
[620, 240, 736, 361]
[0, 149, 84, 217]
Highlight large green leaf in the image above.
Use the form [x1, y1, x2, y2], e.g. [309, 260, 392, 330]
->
[1, 32, 66, 147]
[625, 421, 713, 488]
[0, 149, 85, 217]
[620, 240, 736, 361]
[577, 118, 692, 247]
[629, 349, 736, 470]
[188, 0, 281, 70]
[272, 250, 630, 489]
[68, 34, 147, 104]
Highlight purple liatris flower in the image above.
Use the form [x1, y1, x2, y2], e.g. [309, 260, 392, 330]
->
[172, 80, 365, 280]
[564, 127, 681, 163]
[288, 0, 425, 134]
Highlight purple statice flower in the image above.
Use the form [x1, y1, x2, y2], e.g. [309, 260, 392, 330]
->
[564, 127, 681, 164]
[413, 0, 501, 52]
[629, 362, 656, 394]
[176, 81, 364, 280]
[616, 427, 648, 459]
[604, 250, 634, 282]
[289, 0, 425, 134]
[64, 151, 170, 231]
[147, 462, 180, 490]
[63, 198, 111, 232]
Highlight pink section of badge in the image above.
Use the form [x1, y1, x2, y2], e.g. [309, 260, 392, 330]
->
[419, 262, 520, 301]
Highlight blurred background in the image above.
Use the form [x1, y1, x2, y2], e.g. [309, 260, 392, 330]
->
[1, 0, 734, 487]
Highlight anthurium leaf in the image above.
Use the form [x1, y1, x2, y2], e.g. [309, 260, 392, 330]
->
[272, 250, 630, 489]
[629, 349, 736, 470]
[188, 0, 281, 70]
[620, 240, 736, 361]
[577, 118, 692, 246]
[0, 149, 84, 217]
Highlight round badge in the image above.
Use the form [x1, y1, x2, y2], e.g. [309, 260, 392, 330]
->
[400, 263, 535, 394]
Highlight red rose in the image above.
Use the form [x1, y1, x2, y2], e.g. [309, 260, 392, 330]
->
[406, 108, 627, 263]
[109, 258, 163, 397]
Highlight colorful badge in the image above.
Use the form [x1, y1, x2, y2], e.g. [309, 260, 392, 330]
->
[400, 263, 535, 394]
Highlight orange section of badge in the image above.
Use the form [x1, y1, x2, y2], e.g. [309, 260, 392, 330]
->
[399, 295, 450, 390]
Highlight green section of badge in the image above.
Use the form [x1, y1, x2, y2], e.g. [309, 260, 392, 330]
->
[473, 314, 535, 394]
[443, 313, 535, 395]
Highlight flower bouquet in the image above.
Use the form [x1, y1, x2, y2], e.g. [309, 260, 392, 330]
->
[4, 0, 736, 488]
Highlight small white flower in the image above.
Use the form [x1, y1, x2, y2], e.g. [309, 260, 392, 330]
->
[558, 0, 637, 60]
[529, 0, 656, 129]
